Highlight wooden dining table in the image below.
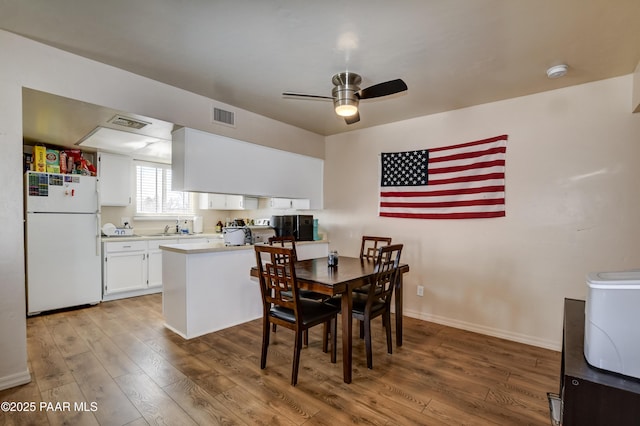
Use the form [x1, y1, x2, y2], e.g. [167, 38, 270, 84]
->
[251, 255, 409, 383]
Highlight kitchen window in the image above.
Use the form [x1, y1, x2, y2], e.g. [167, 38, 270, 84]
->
[135, 161, 193, 216]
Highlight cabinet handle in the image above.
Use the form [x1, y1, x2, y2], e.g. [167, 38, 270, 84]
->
[571, 379, 580, 386]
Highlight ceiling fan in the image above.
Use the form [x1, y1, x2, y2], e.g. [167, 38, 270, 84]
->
[283, 72, 407, 125]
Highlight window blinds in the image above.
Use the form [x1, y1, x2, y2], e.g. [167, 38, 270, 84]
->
[136, 161, 192, 215]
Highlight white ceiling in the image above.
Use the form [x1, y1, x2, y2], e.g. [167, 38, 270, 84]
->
[3, 0, 640, 148]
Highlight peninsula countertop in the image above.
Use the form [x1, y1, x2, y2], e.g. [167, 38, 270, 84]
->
[159, 239, 329, 254]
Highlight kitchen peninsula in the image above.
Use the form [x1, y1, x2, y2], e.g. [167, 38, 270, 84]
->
[160, 240, 329, 339]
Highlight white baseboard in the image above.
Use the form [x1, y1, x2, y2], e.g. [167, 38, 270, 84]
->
[0, 370, 31, 391]
[403, 308, 561, 351]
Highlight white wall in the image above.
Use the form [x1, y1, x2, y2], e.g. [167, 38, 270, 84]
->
[0, 30, 323, 390]
[317, 75, 640, 349]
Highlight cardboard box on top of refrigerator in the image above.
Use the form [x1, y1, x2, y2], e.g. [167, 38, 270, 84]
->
[33, 145, 46, 172]
[46, 149, 60, 173]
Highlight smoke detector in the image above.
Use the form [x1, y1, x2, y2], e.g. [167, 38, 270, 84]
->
[546, 64, 568, 79]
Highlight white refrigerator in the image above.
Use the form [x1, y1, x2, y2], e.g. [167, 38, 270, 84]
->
[25, 172, 102, 315]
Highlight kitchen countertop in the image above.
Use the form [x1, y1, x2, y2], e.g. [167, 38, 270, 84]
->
[159, 239, 329, 254]
[101, 233, 221, 243]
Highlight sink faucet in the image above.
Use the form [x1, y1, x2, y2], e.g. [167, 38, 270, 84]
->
[164, 224, 171, 234]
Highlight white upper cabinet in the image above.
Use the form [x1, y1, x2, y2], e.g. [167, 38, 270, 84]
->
[237, 196, 259, 210]
[269, 197, 310, 210]
[269, 197, 293, 209]
[199, 193, 258, 210]
[199, 193, 227, 209]
[172, 128, 323, 209]
[98, 152, 132, 206]
[291, 198, 311, 210]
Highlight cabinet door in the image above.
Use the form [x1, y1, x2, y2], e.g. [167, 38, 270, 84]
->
[147, 239, 177, 289]
[147, 249, 163, 288]
[241, 196, 259, 210]
[199, 193, 229, 209]
[270, 197, 292, 209]
[291, 198, 310, 210]
[98, 152, 132, 206]
[104, 250, 146, 294]
[225, 195, 244, 210]
[200, 193, 257, 210]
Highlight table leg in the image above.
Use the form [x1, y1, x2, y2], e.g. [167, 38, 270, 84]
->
[395, 273, 403, 347]
[341, 286, 353, 383]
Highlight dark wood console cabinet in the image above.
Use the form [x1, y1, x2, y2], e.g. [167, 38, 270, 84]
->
[560, 298, 640, 425]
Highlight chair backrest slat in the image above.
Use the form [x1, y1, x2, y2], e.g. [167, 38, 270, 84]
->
[360, 236, 392, 262]
[268, 235, 297, 264]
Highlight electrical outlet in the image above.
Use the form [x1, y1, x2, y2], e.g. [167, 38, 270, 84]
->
[417, 285, 424, 297]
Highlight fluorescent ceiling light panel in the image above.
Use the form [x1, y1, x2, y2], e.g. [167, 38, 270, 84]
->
[78, 126, 160, 153]
[135, 139, 172, 161]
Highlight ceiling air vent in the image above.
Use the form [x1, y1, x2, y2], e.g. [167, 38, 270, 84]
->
[212, 106, 236, 127]
[108, 115, 150, 130]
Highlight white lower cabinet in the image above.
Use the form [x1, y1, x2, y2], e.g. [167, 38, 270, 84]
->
[103, 238, 179, 301]
[103, 241, 148, 299]
[147, 239, 178, 289]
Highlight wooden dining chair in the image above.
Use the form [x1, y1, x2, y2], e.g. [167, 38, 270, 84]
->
[254, 244, 340, 386]
[268, 235, 329, 343]
[355, 236, 393, 296]
[360, 236, 393, 262]
[329, 243, 403, 369]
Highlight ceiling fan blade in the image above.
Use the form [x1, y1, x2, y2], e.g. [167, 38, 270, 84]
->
[357, 79, 407, 99]
[345, 111, 360, 125]
[282, 92, 334, 101]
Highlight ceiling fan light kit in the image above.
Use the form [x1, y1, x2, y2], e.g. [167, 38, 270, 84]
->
[332, 72, 361, 117]
[334, 102, 359, 117]
[283, 71, 407, 125]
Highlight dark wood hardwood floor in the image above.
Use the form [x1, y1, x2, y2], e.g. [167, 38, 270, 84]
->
[1, 294, 560, 425]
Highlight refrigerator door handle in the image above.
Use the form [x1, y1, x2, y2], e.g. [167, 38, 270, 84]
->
[96, 178, 101, 208]
[96, 213, 102, 256]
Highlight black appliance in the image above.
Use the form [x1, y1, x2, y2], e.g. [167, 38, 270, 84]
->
[270, 215, 314, 241]
[295, 215, 314, 241]
[270, 215, 295, 238]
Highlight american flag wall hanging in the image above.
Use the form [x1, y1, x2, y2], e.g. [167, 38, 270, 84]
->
[379, 134, 507, 219]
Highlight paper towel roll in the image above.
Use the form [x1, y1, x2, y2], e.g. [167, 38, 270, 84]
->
[193, 216, 203, 233]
